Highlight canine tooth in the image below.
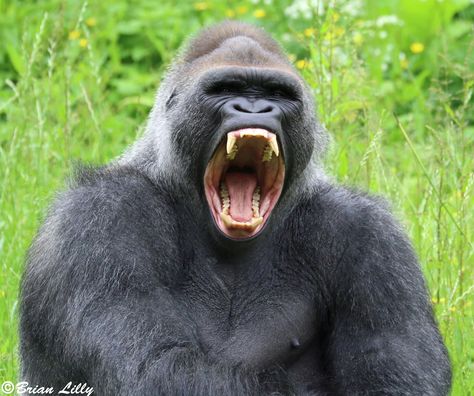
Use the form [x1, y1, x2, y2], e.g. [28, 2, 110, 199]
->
[269, 136, 279, 157]
[220, 213, 233, 227]
[250, 216, 264, 227]
[226, 134, 237, 154]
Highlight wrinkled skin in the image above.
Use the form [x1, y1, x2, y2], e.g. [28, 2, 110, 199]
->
[20, 22, 451, 395]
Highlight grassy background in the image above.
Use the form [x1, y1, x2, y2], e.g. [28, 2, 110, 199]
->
[0, 0, 472, 393]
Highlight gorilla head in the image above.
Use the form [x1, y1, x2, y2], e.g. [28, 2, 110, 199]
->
[121, 22, 328, 240]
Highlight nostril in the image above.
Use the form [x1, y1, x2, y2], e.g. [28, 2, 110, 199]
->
[253, 99, 276, 114]
[233, 103, 252, 113]
[257, 106, 274, 113]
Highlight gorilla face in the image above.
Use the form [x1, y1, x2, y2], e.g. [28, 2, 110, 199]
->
[200, 67, 304, 239]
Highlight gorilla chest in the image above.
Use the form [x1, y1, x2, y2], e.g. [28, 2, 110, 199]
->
[182, 270, 318, 368]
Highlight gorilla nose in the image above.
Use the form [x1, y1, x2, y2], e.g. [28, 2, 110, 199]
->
[224, 98, 282, 117]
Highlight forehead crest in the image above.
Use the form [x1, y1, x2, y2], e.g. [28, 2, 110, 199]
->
[181, 21, 287, 65]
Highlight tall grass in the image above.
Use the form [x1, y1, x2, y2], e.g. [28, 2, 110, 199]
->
[0, 0, 472, 393]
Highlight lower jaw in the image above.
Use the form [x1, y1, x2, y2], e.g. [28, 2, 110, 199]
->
[207, 180, 283, 239]
[216, 212, 265, 239]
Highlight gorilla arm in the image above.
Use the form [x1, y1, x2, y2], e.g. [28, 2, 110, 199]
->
[325, 201, 451, 395]
[20, 170, 282, 395]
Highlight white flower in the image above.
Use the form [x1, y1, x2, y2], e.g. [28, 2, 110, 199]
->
[341, 0, 363, 16]
[333, 47, 349, 65]
[285, 0, 325, 20]
[375, 15, 403, 27]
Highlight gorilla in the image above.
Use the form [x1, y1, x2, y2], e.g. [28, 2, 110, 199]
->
[20, 22, 451, 395]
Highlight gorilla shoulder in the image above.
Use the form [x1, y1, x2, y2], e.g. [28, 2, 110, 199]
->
[290, 182, 415, 268]
[55, 166, 175, 232]
[27, 166, 180, 287]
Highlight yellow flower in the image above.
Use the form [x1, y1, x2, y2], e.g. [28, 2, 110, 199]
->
[79, 38, 88, 48]
[194, 2, 208, 11]
[226, 9, 236, 18]
[352, 32, 363, 46]
[449, 306, 456, 312]
[400, 58, 409, 70]
[334, 27, 345, 37]
[296, 59, 307, 70]
[254, 9, 266, 18]
[237, 6, 248, 14]
[332, 12, 340, 22]
[68, 30, 81, 40]
[85, 17, 97, 27]
[0, 290, 5, 298]
[304, 28, 316, 38]
[410, 42, 424, 54]
[325, 27, 345, 41]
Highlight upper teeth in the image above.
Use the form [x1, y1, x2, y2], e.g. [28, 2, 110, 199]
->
[240, 130, 268, 138]
[262, 145, 273, 162]
[226, 129, 279, 162]
[226, 143, 238, 160]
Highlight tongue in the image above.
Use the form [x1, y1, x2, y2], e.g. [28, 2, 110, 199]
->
[225, 172, 258, 222]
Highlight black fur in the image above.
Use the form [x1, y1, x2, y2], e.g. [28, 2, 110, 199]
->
[20, 22, 451, 395]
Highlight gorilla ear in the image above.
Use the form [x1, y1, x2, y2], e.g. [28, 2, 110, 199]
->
[165, 88, 178, 111]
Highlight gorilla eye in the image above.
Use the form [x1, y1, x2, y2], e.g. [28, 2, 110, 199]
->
[206, 80, 247, 95]
[271, 89, 291, 99]
[265, 83, 299, 101]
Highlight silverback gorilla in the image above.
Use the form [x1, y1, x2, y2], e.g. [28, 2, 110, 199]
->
[20, 22, 451, 395]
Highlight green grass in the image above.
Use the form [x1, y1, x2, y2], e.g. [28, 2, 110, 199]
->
[0, 0, 472, 393]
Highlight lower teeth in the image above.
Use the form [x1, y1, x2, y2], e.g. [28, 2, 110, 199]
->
[219, 183, 261, 219]
[252, 187, 261, 217]
[220, 183, 230, 214]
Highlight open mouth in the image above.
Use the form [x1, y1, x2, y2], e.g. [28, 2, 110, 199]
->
[204, 128, 285, 239]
